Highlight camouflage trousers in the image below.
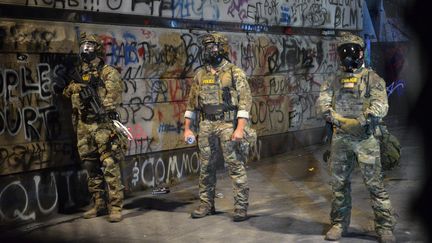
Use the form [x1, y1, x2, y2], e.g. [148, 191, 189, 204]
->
[329, 133, 396, 232]
[198, 120, 249, 210]
[77, 119, 127, 211]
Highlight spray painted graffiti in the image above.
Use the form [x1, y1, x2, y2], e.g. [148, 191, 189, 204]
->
[0, 0, 366, 228]
[0, 169, 88, 223]
[386, 80, 406, 97]
[0, 64, 62, 141]
[74, 25, 337, 155]
[125, 149, 200, 190]
[141, 153, 198, 186]
[0, 51, 77, 175]
[3, 0, 363, 29]
[1, 19, 338, 177]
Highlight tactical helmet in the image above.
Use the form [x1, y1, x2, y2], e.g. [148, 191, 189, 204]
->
[337, 31, 365, 49]
[200, 32, 230, 65]
[337, 32, 365, 72]
[79, 32, 104, 62]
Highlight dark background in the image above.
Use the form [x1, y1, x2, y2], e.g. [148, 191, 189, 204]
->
[404, 0, 432, 241]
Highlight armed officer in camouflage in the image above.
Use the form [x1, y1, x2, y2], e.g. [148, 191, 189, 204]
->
[317, 32, 396, 242]
[183, 32, 254, 222]
[62, 33, 127, 222]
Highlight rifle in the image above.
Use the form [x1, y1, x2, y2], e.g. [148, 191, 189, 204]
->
[75, 73, 106, 119]
[365, 114, 380, 136]
[77, 72, 133, 140]
[57, 58, 133, 140]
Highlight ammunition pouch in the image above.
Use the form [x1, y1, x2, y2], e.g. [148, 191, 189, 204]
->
[201, 104, 224, 115]
[202, 112, 225, 121]
[222, 86, 238, 111]
[200, 109, 237, 122]
[201, 105, 225, 121]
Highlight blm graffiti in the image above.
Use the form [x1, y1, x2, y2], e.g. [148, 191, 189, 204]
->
[74, 25, 338, 157]
[0, 1, 366, 227]
[1, 19, 340, 174]
[4, 0, 362, 29]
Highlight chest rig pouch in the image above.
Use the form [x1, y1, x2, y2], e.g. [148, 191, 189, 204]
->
[334, 73, 367, 119]
[198, 65, 239, 121]
[79, 65, 105, 123]
[198, 73, 223, 115]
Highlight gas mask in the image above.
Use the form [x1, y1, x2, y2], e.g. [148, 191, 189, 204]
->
[203, 42, 223, 66]
[337, 43, 364, 73]
[80, 41, 97, 63]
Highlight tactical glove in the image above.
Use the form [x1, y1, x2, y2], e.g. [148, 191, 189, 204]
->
[79, 85, 93, 102]
[333, 113, 364, 137]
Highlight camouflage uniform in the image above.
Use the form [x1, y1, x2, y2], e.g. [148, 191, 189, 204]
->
[318, 33, 396, 236]
[63, 33, 127, 220]
[185, 58, 252, 212]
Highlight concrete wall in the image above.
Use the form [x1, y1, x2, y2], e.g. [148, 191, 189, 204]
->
[0, 0, 363, 226]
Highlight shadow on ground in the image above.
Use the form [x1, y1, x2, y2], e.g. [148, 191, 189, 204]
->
[246, 213, 378, 241]
[123, 196, 193, 212]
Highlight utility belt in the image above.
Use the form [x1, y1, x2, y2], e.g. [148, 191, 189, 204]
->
[201, 112, 225, 121]
[200, 105, 237, 122]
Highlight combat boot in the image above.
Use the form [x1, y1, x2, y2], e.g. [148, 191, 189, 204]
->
[325, 224, 345, 241]
[83, 206, 108, 219]
[83, 200, 107, 219]
[108, 209, 122, 223]
[191, 204, 215, 218]
[377, 229, 396, 243]
[233, 208, 248, 222]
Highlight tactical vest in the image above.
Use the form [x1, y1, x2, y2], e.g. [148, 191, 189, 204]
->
[74, 63, 119, 123]
[80, 67, 101, 114]
[196, 63, 239, 115]
[333, 68, 370, 119]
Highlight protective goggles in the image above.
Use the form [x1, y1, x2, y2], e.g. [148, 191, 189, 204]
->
[80, 41, 96, 54]
[204, 43, 219, 52]
[337, 43, 362, 60]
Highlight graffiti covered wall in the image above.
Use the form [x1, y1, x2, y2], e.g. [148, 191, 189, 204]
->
[0, 21, 78, 175]
[2, 0, 363, 29]
[0, 167, 89, 225]
[0, 1, 362, 226]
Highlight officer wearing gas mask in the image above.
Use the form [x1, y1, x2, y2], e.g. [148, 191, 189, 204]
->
[62, 32, 127, 222]
[183, 32, 255, 222]
[317, 32, 396, 242]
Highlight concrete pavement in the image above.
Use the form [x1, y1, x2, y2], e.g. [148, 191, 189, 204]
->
[1, 123, 427, 243]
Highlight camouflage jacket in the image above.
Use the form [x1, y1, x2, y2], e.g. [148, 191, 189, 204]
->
[184, 59, 252, 120]
[63, 61, 123, 117]
[317, 67, 388, 127]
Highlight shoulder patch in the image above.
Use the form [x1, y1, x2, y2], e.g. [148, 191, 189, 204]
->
[376, 80, 385, 91]
[368, 71, 386, 91]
